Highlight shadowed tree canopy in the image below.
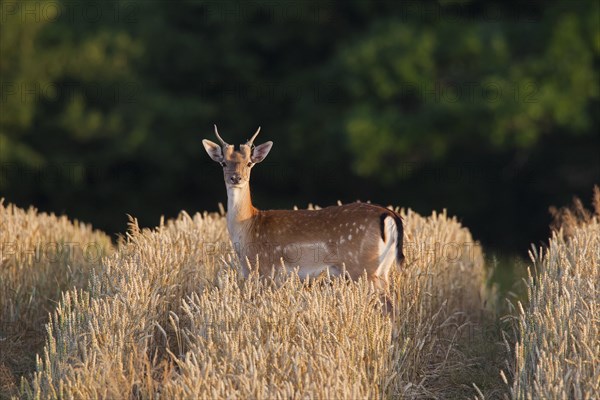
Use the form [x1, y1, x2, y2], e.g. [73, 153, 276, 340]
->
[1, 0, 599, 254]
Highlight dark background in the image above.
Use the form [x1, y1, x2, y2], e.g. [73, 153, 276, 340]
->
[1, 0, 599, 264]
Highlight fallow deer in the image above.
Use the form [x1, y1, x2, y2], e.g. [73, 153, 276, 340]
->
[202, 126, 404, 289]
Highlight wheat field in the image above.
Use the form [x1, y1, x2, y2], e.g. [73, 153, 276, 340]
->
[0, 200, 113, 397]
[1, 194, 598, 399]
[502, 191, 600, 399]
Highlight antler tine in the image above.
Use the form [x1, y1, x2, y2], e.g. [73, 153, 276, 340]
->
[214, 124, 228, 147]
[246, 126, 261, 147]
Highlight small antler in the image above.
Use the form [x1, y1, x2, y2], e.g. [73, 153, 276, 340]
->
[214, 124, 229, 147]
[246, 126, 261, 147]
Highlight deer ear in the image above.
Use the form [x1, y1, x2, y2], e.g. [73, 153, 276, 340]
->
[251, 141, 273, 163]
[202, 139, 223, 162]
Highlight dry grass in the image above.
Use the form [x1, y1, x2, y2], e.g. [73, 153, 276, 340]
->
[5, 189, 598, 399]
[0, 199, 113, 398]
[0, 203, 498, 399]
[549, 185, 600, 238]
[503, 187, 600, 399]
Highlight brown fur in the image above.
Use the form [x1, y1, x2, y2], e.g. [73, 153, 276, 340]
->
[238, 203, 402, 281]
[203, 130, 404, 288]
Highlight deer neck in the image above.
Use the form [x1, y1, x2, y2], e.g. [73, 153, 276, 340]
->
[226, 184, 257, 240]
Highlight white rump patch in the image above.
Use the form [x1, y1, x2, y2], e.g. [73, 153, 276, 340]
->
[375, 216, 398, 282]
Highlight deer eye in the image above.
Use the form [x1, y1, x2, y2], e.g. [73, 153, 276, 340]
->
[247, 162, 253, 167]
[220, 162, 227, 167]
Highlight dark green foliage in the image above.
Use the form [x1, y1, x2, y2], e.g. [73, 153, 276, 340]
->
[1, 0, 598, 254]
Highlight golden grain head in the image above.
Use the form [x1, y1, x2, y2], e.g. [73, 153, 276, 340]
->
[505, 213, 599, 399]
[5, 198, 597, 399]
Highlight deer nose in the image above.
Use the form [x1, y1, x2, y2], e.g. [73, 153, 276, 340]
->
[230, 174, 242, 184]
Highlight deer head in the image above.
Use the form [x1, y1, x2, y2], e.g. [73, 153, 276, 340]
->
[202, 125, 273, 187]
